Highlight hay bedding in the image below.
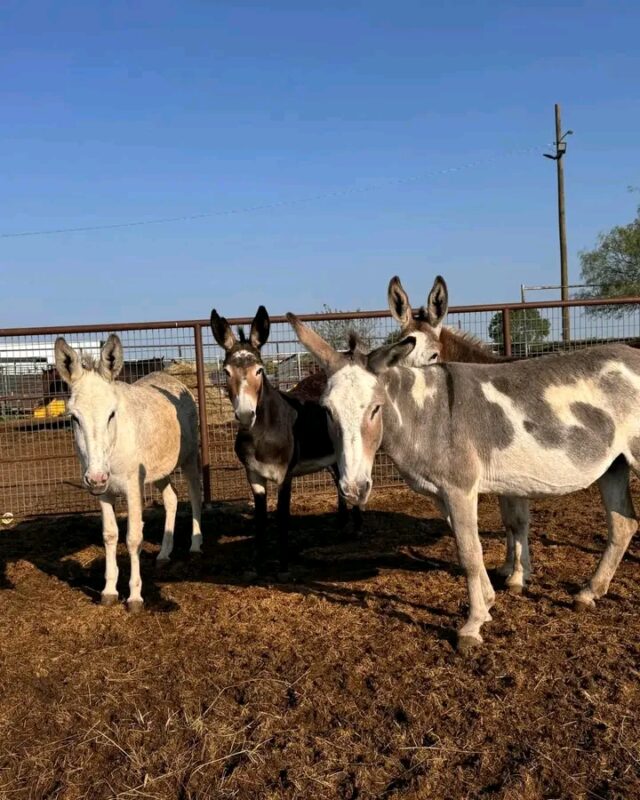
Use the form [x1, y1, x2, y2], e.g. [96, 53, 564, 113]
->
[165, 361, 235, 426]
[1, 482, 639, 799]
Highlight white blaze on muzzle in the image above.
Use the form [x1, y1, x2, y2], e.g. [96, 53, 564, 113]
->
[234, 379, 258, 426]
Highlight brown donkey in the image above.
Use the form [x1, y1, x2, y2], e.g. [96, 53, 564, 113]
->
[210, 306, 360, 575]
[386, 275, 531, 591]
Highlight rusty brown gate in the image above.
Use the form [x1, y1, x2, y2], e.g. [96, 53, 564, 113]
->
[1, 297, 639, 518]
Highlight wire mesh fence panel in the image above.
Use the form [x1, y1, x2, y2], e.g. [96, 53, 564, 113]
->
[2, 298, 640, 519]
[504, 304, 640, 357]
[0, 326, 199, 517]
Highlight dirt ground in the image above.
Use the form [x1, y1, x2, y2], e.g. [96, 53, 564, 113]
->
[1, 483, 639, 800]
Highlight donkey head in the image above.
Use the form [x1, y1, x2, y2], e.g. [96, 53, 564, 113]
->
[210, 306, 270, 429]
[287, 313, 416, 506]
[55, 335, 124, 495]
[387, 275, 448, 366]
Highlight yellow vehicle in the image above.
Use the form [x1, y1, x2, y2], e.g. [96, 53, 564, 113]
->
[33, 398, 67, 419]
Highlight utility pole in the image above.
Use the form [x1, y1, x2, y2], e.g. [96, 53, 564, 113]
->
[544, 104, 573, 343]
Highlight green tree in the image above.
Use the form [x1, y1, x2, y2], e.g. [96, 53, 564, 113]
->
[311, 305, 376, 350]
[488, 308, 550, 356]
[578, 204, 640, 315]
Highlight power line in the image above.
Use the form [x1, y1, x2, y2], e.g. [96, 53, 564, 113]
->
[1, 144, 547, 239]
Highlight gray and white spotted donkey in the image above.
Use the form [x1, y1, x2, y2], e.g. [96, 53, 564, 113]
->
[288, 314, 640, 650]
[387, 274, 531, 591]
[55, 335, 203, 611]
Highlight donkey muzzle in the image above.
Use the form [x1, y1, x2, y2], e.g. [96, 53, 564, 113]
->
[84, 471, 110, 495]
[235, 409, 256, 428]
[339, 478, 372, 506]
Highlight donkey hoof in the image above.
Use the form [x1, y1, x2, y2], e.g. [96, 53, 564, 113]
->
[573, 596, 595, 613]
[457, 635, 482, 655]
[506, 583, 524, 596]
[156, 557, 170, 568]
[127, 599, 144, 614]
[101, 593, 119, 607]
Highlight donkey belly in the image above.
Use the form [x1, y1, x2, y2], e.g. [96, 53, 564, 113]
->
[480, 445, 617, 498]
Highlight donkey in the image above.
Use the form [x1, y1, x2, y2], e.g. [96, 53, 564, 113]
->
[210, 306, 361, 576]
[55, 335, 202, 610]
[387, 275, 531, 592]
[288, 314, 640, 650]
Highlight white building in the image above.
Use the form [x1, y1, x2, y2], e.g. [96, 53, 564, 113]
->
[0, 340, 102, 375]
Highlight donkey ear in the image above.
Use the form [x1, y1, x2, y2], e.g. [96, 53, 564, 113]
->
[54, 337, 83, 385]
[388, 276, 413, 328]
[348, 330, 367, 356]
[286, 312, 346, 375]
[210, 309, 236, 351]
[423, 275, 448, 331]
[98, 334, 124, 381]
[367, 336, 417, 374]
[249, 305, 270, 350]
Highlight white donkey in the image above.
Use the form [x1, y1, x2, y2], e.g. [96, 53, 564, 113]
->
[55, 335, 203, 611]
[288, 314, 640, 650]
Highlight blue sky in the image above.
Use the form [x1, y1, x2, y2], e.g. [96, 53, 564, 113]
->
[1, 0, 639, 327]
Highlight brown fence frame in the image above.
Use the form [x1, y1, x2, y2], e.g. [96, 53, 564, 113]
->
[2, 294, 640, 513]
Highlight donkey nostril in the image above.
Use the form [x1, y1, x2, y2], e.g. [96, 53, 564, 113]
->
[86, 472, 109, 487]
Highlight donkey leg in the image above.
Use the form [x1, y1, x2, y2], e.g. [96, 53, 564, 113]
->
[575, 457, 637, 611]
[330, 465, 349, 528]
[248, 471, 268, 575]
[155, 478, 177, 564]
[330, 464, 363, 535]
[352, 504, 364, 535]
[445, 489, 493, 649]
[496, 501, 515, 579]
[183, 457, 203, 554]
[125, 481, 145, 612]
[100, 494, 120, 605]
[276, 478, 292, 576]
[498, 497, 531, 593]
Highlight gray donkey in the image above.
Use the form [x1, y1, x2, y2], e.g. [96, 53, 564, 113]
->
[288, 314, 640, 650]
[55, 335, 202, 610]
[387, 275, 530, 591]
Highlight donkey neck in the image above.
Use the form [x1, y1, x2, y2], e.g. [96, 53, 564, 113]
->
[439, 326, 502, 364]
[251, 375, 296, 433]
[379, 365, 445, 487]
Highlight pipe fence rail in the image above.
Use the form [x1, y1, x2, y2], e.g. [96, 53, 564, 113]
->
[1, 296, 639, 517]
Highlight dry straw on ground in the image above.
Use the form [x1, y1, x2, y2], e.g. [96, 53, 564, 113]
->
[1, 484, 639, 798]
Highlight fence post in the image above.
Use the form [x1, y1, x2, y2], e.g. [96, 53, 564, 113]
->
[502, 308, 512, 357]
[193, 324, 212, 505]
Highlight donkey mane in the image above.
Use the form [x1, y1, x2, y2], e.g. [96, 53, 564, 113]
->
[439, 326, 503, 364]
[79, 354, 100, 372]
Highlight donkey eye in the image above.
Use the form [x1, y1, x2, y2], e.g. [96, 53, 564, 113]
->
[371, 405, 381, 419]
[108, 411, 116, 423]
[224, 367, 231, 376]
[428, 353, 439, 362]
[256, 367, 264, 376]
[70, 413, 79, 425]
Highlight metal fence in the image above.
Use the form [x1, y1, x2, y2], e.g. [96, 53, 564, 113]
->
[1, 296, 639, 518]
